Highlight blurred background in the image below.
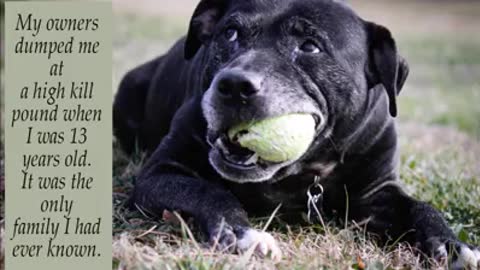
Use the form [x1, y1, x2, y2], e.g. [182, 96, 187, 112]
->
[112, 0, 480, 139]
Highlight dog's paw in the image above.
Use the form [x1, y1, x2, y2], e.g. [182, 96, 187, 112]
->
[432, 240, 480, 270]
[451, 244, 480, 270]
[236, 229, 282, 261]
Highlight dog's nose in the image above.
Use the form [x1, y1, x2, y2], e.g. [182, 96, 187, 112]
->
[216, 72, 260, 100]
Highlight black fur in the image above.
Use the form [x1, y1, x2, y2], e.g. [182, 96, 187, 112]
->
[114, 0, 478, 264]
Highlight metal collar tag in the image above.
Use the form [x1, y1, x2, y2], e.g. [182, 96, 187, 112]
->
[306, 175, 325, 225]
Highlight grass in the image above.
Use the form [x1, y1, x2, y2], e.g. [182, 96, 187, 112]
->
[111, 9, 480, 269]
[112, 124, 480, 269]
[0, 1, 479, 270]
[399, 133, 480, 245]
[396, 35, 480, 138]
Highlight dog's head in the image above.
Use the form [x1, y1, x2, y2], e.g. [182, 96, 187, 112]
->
[185, 0, 409, 183]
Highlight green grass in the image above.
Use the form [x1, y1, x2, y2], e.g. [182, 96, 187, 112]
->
[112, 124, 480, 269]
[109, 10, 480, 270]
[398, 88, 480, 138]
[398, 36, 480, 66]
[400, 146, 480, 245]
[397, 35, 480, 138]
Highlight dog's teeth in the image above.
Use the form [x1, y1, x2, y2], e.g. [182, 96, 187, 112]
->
[218, 139, 230, 154]
[244, 153, 259, 165]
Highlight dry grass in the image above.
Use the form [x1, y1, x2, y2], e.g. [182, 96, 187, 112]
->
[112, 121, 480, 270]
[110, 1, 480, 269]
[113, 227, 432, 270]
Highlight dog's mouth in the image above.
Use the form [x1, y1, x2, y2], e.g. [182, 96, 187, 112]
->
[218, 133, 272, 168]
[208, 133, 272, 170]
[207, 113, 324, 170]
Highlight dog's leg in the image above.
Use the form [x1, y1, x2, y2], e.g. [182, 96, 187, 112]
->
[408, 202, 480, 269]
[114, 56, 163, 154]
[132, 96, 281, 259]
[352, 185, 479, 269]
[134, 173, 246, 249]
[134, 172, 281, 259]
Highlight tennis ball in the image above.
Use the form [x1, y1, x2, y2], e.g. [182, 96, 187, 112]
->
[228, 114, 316, 163]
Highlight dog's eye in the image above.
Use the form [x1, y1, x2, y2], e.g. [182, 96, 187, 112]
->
[224, 28, 238, 42]
[299, 41, 321, 53]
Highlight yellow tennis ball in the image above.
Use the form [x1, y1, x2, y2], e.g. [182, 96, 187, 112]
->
[228, 114, 316, 163]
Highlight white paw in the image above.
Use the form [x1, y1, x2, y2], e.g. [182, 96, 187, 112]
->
[236, 229, 282, 261]
[451, 245, 480, 270]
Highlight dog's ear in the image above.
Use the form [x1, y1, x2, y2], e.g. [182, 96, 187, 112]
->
[365, 22, 409, 117]
[184, 0, 228, 60]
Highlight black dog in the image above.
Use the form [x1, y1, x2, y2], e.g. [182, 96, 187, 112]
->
[114, 0, 480, 267]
